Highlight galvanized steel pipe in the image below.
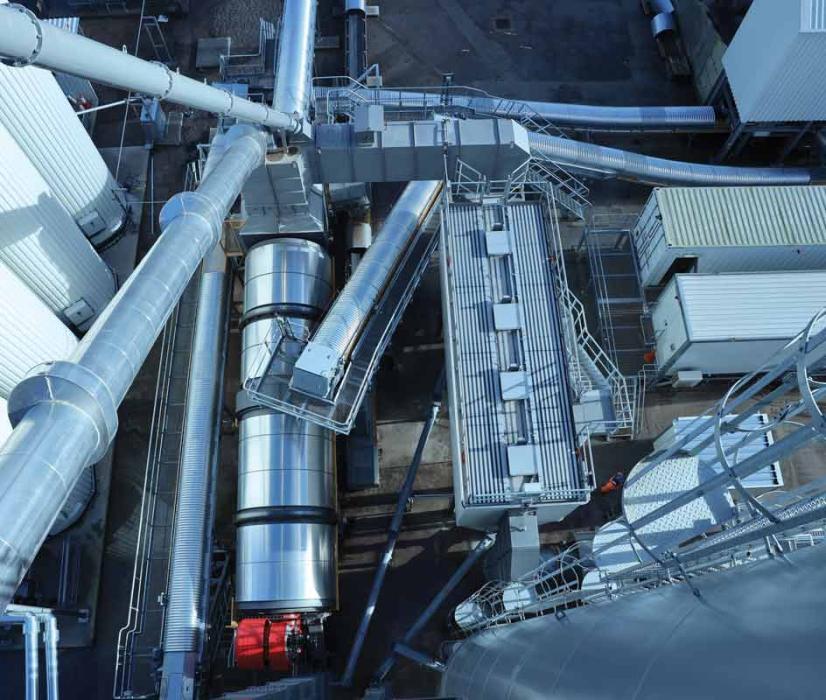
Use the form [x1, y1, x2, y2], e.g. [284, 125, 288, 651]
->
[274, 0, 317, 122]
[0, 125, 266, 611]
[528, 131, 814, 186]
[292, 180, 442, 398]
[315, 87, 718, 130]
[0, 4, 301, 133]
[161, 248, 228, 659]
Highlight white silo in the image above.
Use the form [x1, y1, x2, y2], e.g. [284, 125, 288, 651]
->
[0, 263, 79, 398]
[0, 120, 116, 330]
[0, 2, 126, 245]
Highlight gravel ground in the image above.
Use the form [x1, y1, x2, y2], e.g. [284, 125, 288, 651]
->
[208, 0, 282, 46]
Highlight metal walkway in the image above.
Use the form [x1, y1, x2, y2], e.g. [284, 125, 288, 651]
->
[442, 194, 592, 529]
[113, 276, 200, 699]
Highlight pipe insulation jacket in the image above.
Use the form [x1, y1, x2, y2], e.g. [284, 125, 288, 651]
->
[0, 125, 266, 612]
[314, 87, 718, 130]
[291, 180, 443, 398]
[528, 131, 814, 186]
[0, 4, 301, 133]
[274, 0, 317, 122]
[161, 246, 228, 655]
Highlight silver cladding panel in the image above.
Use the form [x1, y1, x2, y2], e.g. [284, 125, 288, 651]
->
[244, 239, 333, 317]
[442, 202, 584, 529]
[238, 411, 335, 512]
[442, 542, 826, 700]
[235, 522, 337, 612]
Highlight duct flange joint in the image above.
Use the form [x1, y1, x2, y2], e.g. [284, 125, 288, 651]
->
[2, 5, 41, 67]
[8, 361, 118, 462]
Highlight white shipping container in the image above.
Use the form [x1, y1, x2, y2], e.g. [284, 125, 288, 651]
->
[652, 272, 826, 376]
[0, 1, 124, 242]
[633, 186, 826, 288]
[723, 0, 826, 123]
[0, 263, 79, 398]
[0, 121, 116, 330]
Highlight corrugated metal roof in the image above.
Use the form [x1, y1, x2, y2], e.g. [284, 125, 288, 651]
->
[675, 271, 826, 342]
[43, 17, 80, 34]
[654, 185, 826, 248]
[803, 0, 826, 31]
[724, 0, 826, 122]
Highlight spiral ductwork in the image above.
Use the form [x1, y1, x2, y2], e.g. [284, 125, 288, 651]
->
[528, 131, 814, 186]
[315, 87, 718, 130]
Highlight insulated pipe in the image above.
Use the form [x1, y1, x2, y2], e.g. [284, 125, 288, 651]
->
[41, 612, 58, 700]
[0, 125, 266, 611]
[160, 248, 228, 680]
[344, 0, 368, 79]
[291, 180, 442, 398]
[4, 610, 40, 700]
[528, 131, 814, 186]
[274, 0, 317, 123]
[315, 87, 718, 130]
[0, 5, 301, 133]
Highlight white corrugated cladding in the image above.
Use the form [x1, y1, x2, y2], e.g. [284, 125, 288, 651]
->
[634, 186, 826, 286]
[0, 2, 124, 238]
[723, 0, 826, 123]
[0, 263, 78, 398]
[677, 272, 826, 341]
[0, 399, 11, 446]
[0, 121, 116, 329]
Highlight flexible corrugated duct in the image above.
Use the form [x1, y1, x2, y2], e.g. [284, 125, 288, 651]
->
[528, 131, 814, 186]
[0, 124, 266, 611]
[314, 87, 718, 130]
[291, 180, 443, 398]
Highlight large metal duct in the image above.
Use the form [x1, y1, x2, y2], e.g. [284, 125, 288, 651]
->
[441, 542, 826, 700]
[235, 411, 336, 612]
[0, 263, 78, 398]
[0, 7, 125, 242]
[161, 245, 229, 698]
[0, 120, 115, 330]
[237, 237, 337, 612]
[273, 0, 317, 123]
[0, 124, 266, 611]
[0, 4, 301, 133]
[291, 180, 443, 399]
[528, 131, 814, 186]
[315, 87, 718, 130]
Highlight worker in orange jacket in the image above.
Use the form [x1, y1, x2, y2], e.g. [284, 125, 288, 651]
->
[600, 471, 626, 494]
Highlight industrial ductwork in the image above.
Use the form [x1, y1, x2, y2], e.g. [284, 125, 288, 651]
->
[0, 124, 266, 611]
[0, 4, 302, 133]
[236, 238, 337, 613]
[315, 87, 719, 130]
[291, 180, 443, 399]
[274, 0, 317, 127]
[161, 246, 229, 697]
[528, 131, 815, 186]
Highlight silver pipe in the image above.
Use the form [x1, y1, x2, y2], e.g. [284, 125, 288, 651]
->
[0, 125, 266, 611]
[7, 611, 40, 700]
[0, 5, 300, 133]
[274, 0, 317, 122]
[315, 87, 718, 130]
[341, 369, 446, 687]
[292, 181, 442, 398]
[344, 0, 367, 79]
[41, 612, 59, 700]
[528, 131, 814, 186]
[160, 248, 228, 678]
